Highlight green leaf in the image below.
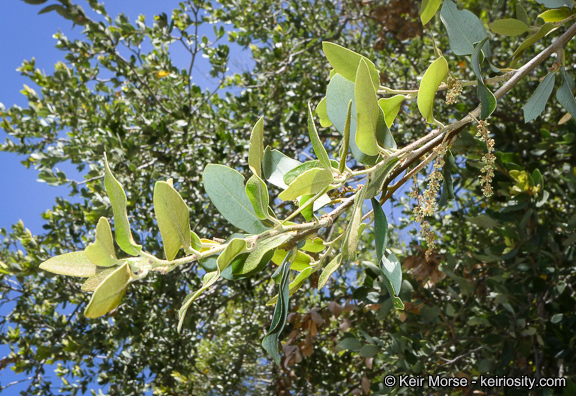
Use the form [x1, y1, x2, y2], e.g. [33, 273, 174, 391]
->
[355, 59, 382, 156]
[245, 174, 271, 220]
[317, 254, 343, 290]
[272, 249, 312, 271]
[84, 262, 133, 318]
[371, 198, 388, 264]
[468, 214, 499, 228]
[337, 337, 362, 352]
[359, 344, 379, 358]
[153, 181, 192, 260]
[343, 186, 367, 260]
[262, 251, 293, 365]
[364, 158, 399, 199]
[299, 195, 314, 221]
[439, 150, 455, 207]
[420, 0, 443, 25]
[378, 95, 405, 128]
[379, 252, 403, 308]
[556, 68, 576, 120]
[511, 23, 556, 66]
[417, 57, 448, 123]
[40, 251, 99, 277]
[307, 103, 332, 170]
[440, 0, 490, 56]
[325, 73, 380, 165]
[38, 5, 64, 15]
[203, 164, 269, 234]
[103, 154, 141, 256]
[283, 160, 338, 185]
[522, 73, 556, 123]
[535, 0, 573, 9]
[217, 238, 249, 271]
[516, 3, 529, 24]
[316, 97, 332, 127]
[85, 217, 118, 267]
[489, 19, 529, 36]
[322, 42, 380, 89]
[278, 168, 334, 201]
[267, 266, 314, 305]
[301, 237, 325, 253]
[262, 147, 301, 189]
[248, 116, 264, 177]
[190, 230, 201, 252]
[178, 271, 219, 332]
[538, 8, 572, 22]
[23, 0, 49, 4]
[235, 233, 294, 275]
[471, 37, 497, 119]
[339, 100, 352, 173]
[82, 266, 119, 292]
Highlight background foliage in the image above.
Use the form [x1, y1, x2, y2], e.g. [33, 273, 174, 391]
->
[1, 0, 575, 395]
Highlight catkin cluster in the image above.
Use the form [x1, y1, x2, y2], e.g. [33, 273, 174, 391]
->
[410, 144, 448, 260]
[476, 120, 495, 197]
[445, 75, 463, 105]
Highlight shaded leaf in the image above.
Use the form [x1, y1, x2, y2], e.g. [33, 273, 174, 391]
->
[262, 147, 300, 189]
[203, 164, 269, 234]
[516, 3, 529, 24]
[371, 198, 388, 264]
[235, 233, 294, 275]
[278, 168, 334, 201]
[522, 73, 556, 123]
[440, 0, 490, 56]
[343, 186, 367, 260]
[85, 217, 118, 267]
[337, 337, 362, 352]
[84, 262, 133, 318]
[535, 0, 573, 9]
[359, 344, 379, 358]
[178, 271, 219, 331]
[40, 251, 98, 277]
[379, 252, 404, 309]
[556, 68, 576, 120]
[267, 266, 314, 305]
[217, 238, 249, 271]
[339, 100, 352, 173]
[418, 57, 448, 123]
[439, 150, 455, 207]
[154, 181, 192, 260]
[511, 23, 556, 66]
[471, 37, 497, 119]
[82, 266, 119, 292]
[103, 154, 142, 256]
[364, 158, 399, 199]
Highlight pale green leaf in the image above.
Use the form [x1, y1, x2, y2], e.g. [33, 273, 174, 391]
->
[85, 217, 118, 267]
[355, 59, 381, 156]
[178, 271, 219, 331]
[283, 160, 338, 185]
[248, 116, 264, 177]
[378, 95, 405, 128]
[82, 266, 119, 292]
[84, 262, 133, 318]
[440, 0, 490, 56]
[315, 97, 332, 127]
[307, 102, 332, 169]
[343, 186, 366, 260]
[322, 42, 379, 89]
[40, 251, 98, 277]
[203, 164, 269, 234]
[522, 73, 556, 122]
[154, 181, 192, 260]
[380, 252, 403, 301]
[103, 154, 141, 256]
[317, 253, 342, 290]
[245, 174, 271, 220]
[538, 8, 572, 22]
[489, 19, 528, 36]
[511, 23, 556, 66]
[235, 233, 294, 275]
[536, 0, 573, 9]
[417, 57, 448, 123]
[301, 237, 325, 253]
[420, 0, 443, 24]
[262, 147, 300, 189]
[217, 238, 249, 272]
[278, 168, 334, 201]
[272, 249, 311, 271]
[325, 74, 380, 165]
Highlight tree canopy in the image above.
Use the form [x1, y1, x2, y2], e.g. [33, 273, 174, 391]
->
[1, 0, 576, 395]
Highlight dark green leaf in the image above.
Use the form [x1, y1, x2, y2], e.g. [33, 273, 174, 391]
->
[364, 158, 399, 199]
[556, 68, 576, 120]
[337, 337, 362, 352]
[440, 0, 490, 56]
[262, 147, 300, 189]
[511, 23, 556, 66]
[178, 271, 219, 332]
[359, 344, 379, 358]
[439, 151, 455, 207]
[379, 252, 403, 308]
[523, 73, 556, 123]
[471, 37, 496, 119]
[371, 198, 388, 264]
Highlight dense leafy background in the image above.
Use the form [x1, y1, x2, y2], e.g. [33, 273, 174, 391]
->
[1, 0, 575, 395]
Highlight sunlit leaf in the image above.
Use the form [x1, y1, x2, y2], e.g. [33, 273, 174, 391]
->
[315, 97, 332, 127]
[272, 249, 311, 271]
[246, 174, 271, 220]
[278, 168, 334, 201]
[417, 57, 448, 123]
[154, 181, 192, 260]
[322, 42, 380, 89]
[307, 103, 332, 170]
[235, 233, 294, 275]
[40, 251, 98, 277]
[378, 95, 406, 128]
[82, 266, 119, 292]
[355, 59, 381, 156]
[103, 154, 141, 256]
[538, 8, 572, 22]
[317, 254, 342, 290]
[283, 160, 338, 185]
[84, 262, 133, 318]
[85, 217, 118, 267]
[420, 0, 442, 24]
[248, 116, 264, 177]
